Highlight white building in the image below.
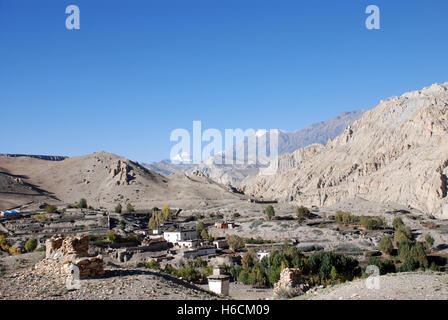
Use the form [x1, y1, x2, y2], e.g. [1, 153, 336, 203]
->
[213, 239, 228, 250]
[163, 229, 196, 244]
[177, 239, 200, 248]
[208, 267, 230, 296]
[257, 251, 270, 261]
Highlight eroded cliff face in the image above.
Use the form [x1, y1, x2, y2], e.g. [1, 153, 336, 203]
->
[242, 83, 448, 218]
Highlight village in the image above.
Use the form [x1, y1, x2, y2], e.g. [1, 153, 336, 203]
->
[1, 197, 448, 300]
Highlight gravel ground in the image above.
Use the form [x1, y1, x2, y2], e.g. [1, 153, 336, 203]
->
[0, 266, 216, 300]
[299, 272, 448, 300]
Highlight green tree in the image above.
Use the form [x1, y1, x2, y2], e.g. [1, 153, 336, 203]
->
[263, 205, 275, 221]
[78, 198, 88, 209]
[196, 222, 206, 238]
[115, 203, 122, 214]
[379, 235, 394, 255]
[242, 249, 259, 269]
[200, 229, 209, 241]
[392, 217, 404, 230]
[126, 203, 134, 213]
[425, 234, 435, 248]
[25, 238, 37, 252]
[106, 230, 119, 243]
[226, 234, 245, 252]
[394, 226, 413, 247]
[162, 205, 172, 220]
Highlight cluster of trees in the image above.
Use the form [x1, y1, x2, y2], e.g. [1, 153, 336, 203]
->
[335, 211, 385, 230]
[0, 234, 21, 255]
[376, 217, 435, 273]
[114, 203, 135, 214]
[195, 222, 212, 241]
[234, 245, 361, 288]
[105, 230, 140, 245]
[148, 205, 172, 229]
[144, 258, 213, 283]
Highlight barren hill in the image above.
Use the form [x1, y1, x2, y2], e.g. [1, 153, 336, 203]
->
[0, 151, 244, 210]
[242, 82, 448, 218]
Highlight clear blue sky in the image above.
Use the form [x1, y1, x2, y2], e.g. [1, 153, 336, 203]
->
[1, 0, 447, 162]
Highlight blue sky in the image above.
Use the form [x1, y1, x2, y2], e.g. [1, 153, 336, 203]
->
[0, 0, 447, 162]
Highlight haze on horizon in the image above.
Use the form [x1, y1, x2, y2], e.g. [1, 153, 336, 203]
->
[1, 0, 448, 162]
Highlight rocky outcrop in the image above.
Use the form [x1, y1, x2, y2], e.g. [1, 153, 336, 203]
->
[36, 235, 104, 281]
[109, 160, 136, 185]
[242, 82, 448, 218]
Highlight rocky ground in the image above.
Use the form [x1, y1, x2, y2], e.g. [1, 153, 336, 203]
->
[0, 266, 216, 300]
[299, 272, 448, 300]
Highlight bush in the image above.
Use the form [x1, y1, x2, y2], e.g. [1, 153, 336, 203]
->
[78, 198, 87, 209]
[226, 234, 245, 252]
[43, 205, 57, 213]
[263, 205, 275, 221]
[379, 236, 394, 255]
[232, 212, 241, 219]
[25, 238, 37, 252]
[115, 203, 122, 214]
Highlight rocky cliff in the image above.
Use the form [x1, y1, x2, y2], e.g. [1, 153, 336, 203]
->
[242, 83, 448, 218]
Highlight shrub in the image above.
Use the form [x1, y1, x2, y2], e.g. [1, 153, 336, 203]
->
[263, 205, 275, 221]
[232, 212, 241, 219]
[115, 203, 122, 214]
[25, 238, 37, 252]
[78, 198, 87, 209]
[43, 205, 57, 213]
[379, 236, 394, 255]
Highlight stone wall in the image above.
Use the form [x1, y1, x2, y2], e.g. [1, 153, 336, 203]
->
[36, 235, 104, 281]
